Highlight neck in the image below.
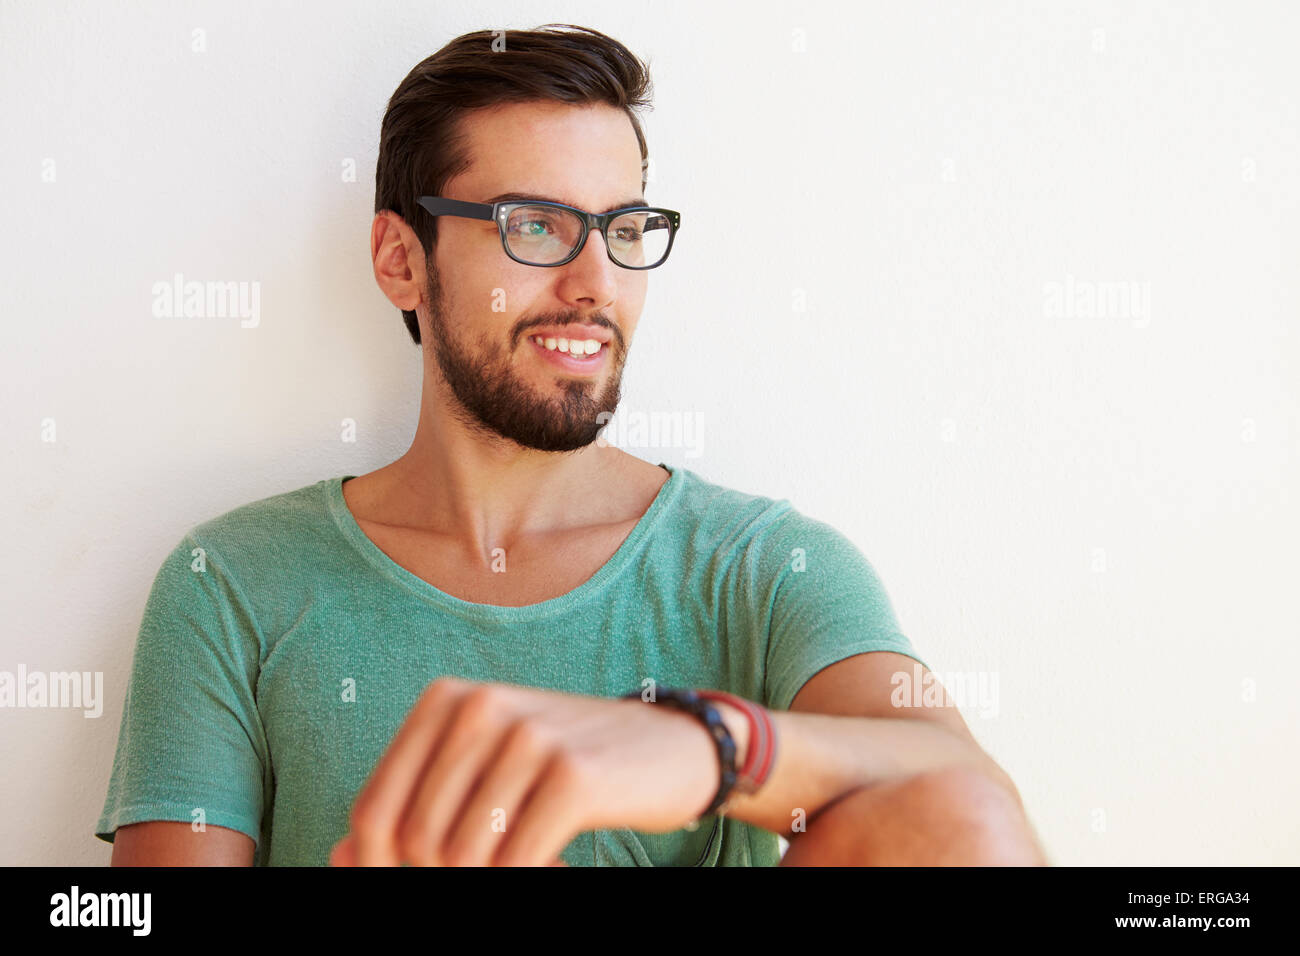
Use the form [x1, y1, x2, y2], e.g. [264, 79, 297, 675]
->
[352, 376, 637, 560]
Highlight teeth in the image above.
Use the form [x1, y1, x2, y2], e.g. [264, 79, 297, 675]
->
[533, 335, 603, 357]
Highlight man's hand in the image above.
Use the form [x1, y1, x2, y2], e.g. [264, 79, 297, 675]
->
[328, 677, 723, 866]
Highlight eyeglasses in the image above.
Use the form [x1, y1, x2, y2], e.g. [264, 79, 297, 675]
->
[416, 196, 681, 269]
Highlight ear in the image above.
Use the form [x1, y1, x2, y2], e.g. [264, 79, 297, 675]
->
[371, 210, 427, 313]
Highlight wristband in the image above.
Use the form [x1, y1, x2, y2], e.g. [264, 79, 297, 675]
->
[694, 689, 778, 797]
[622, 686, 738, 819]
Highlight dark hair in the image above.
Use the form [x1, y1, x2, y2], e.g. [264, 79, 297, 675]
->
[374, 23, 655, 345]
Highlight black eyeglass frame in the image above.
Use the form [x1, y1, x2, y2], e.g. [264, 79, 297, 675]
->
[416, 196, 682, 270]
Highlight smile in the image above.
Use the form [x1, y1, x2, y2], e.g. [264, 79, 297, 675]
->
[532, 334, 603, 355]
[528, 334, 607, 374]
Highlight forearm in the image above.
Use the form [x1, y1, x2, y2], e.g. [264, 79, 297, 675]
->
[711, 701, 1021, 837]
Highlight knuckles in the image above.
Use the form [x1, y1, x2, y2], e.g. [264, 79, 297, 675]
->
[502, 716, 547, 757]
[543, 749, 587, 794]
[351, 678, 594, 866]
[456, 683, 505, 724]
[417, 675, 466, 711]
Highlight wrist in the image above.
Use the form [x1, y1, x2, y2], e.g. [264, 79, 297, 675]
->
[708, 700, 751, 771]
[620, 686, 771, 821]
[694, 690, 778, 801]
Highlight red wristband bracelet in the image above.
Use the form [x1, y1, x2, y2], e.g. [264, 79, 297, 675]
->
[694, 690, 777, 796]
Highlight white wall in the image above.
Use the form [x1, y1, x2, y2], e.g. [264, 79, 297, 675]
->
[2, 0, 1296, 865]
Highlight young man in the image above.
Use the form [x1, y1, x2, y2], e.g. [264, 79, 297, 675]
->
[96, 24, 1045, 867]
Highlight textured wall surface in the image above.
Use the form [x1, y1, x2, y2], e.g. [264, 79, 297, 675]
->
[2, 0, 1296, 865]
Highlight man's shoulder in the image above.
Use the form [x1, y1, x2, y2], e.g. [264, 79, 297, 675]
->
[668, 466, 845, 551]
[135, 478, 347, 647]
[669, 465, 785, 525]
[181, 476, 341, 567]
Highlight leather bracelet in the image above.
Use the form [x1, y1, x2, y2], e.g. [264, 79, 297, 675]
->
[622, 686, 738, 818]
[694, 689, 778, 797]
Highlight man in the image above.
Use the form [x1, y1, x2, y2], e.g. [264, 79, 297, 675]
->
[96, 24, 1045, 866]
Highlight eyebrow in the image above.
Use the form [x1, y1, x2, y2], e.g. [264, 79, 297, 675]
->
[485, 191, 648, 213]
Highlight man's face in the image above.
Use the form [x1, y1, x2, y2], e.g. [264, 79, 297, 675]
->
[420, 101, 650, 453]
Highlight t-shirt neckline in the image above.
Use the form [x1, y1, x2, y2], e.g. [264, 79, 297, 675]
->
[323, 462, 684, 623]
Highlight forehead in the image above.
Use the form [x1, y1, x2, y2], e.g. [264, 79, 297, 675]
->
[449, 101, 644, 205]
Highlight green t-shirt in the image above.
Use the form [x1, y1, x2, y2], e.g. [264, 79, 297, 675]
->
[95, 463, 924, 866]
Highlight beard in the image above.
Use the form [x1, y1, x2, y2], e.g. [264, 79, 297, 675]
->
[423, 267, 625, 453]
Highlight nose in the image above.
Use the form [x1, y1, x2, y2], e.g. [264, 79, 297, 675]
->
[556, 225, 621, 306]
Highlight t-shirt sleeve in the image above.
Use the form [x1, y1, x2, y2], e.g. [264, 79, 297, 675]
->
[95, 531, 269, 857]
[761, 509, 926, 712]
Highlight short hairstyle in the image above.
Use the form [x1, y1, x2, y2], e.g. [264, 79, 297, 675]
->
[374, 23, 655, 345]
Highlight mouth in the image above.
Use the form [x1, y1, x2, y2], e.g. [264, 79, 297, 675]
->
[527, 333, 609, 375]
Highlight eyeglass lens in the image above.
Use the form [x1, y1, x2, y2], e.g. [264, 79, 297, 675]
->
[503, 204, 672, 267]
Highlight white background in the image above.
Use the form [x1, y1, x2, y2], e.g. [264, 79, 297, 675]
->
[1, 0, 1296, 865]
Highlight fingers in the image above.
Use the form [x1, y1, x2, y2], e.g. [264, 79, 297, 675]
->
[398, 688, 522, 865]
[441, 719, 561, 866]
[349, 678, 464, 866]
[344, 678, 593, 867]
[329, 833, 357, 867]
[335, 830, 570, 867]
[493, 752, 588, 867]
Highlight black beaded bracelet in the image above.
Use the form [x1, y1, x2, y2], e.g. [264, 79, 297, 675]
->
[622, 686, 738, 819]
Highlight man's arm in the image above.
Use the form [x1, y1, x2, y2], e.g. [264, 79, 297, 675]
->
[98, 532, 268, 867]
[109, 822, 255, 866]
[714, 651, 1034, 842]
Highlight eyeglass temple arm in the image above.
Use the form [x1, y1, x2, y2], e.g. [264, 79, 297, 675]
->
[416, 196, 495, 221]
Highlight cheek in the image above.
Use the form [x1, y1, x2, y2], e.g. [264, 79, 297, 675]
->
[442, 261, 530, 323]
[625, 282, 648, 311]
[619, 280, 648, 334]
